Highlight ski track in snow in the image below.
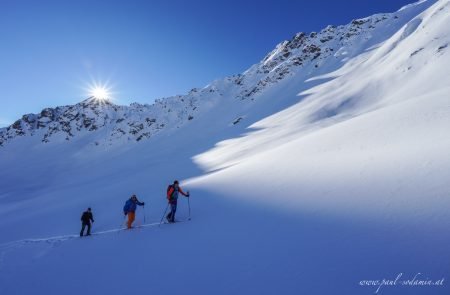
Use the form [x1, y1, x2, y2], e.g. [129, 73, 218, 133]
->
[0, 219, 194, 278]
[0, 220, 195, 249]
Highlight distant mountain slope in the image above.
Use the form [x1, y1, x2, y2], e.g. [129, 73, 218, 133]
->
[0, 0, 438, 148]
[192, 0, 450, 172]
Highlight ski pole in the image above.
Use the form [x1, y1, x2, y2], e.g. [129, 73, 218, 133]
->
[118, 214, 127, 234]
[159, 203, 169, 227]
[121, 214, 127, 227]
[143, 204, 147, 224]
[187, 192, 191, 220]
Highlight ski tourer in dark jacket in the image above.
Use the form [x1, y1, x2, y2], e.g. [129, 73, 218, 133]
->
[80, 208, 94, 237]
[123, 195, 145, 229]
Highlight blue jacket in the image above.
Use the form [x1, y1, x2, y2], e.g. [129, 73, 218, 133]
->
[123, 198, 144, 214]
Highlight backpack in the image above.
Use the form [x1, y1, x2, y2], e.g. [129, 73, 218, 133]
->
[167, 185, 175, 201]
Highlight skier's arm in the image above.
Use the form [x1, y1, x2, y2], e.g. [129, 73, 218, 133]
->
[179, 187, 189, 197]
[90, 213, 94, 222]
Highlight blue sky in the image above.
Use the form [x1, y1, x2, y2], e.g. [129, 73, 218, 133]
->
[0, 0, 416, 126]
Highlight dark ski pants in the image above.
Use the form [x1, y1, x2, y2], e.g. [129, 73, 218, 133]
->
[167, 201, 177, 222]
[80, 222, 91, 236]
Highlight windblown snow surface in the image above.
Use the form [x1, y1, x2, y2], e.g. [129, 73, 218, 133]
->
[1, 1, 449, 294]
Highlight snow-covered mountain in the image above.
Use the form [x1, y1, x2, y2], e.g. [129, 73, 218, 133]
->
[0, 95, 199, 146]
[2, 0, 445, 148]
[1, 1, 449, 295]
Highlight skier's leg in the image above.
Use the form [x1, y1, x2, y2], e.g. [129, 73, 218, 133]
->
[87, 223, 91, 235]
[80, 223, 86, 236]
[127, 212, 135, 228]
[171, 202, 177, 222]
[168, 204, 173, 222]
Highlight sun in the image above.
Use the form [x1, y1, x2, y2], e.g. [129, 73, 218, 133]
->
[91, 87, 109, 100]
[84, 80, 115, 103]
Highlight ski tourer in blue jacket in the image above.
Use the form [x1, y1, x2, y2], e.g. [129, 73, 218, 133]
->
[123, 195, 145, 228]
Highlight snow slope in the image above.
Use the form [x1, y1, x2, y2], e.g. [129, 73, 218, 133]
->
[0, 0, 449, 294]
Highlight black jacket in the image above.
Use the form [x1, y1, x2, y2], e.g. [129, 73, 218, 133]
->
[81, 211, 94, 224]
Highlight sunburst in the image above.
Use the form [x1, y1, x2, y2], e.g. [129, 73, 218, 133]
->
[91, 87, 109, 100]
[84, 80, 115, 103]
